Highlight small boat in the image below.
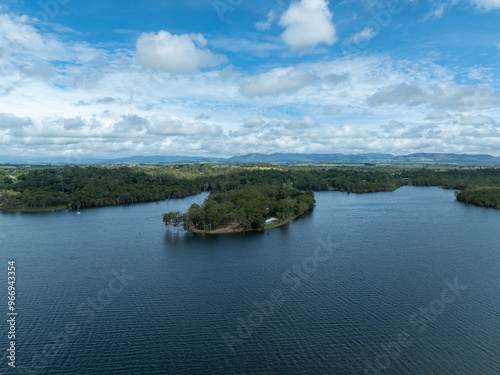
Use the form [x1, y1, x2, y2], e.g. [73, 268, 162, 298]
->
[77, 212, 81, 215]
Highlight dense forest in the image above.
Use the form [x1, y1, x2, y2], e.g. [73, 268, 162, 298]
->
[1, 165, 499, 217]
[400, 168, 500, 209]
[0, 165, 213, 211]
[0, 165, 404, 211]
[455, 188, 500, 209]
[163, 184, 315, 232]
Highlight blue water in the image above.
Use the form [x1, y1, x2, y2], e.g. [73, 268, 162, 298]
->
[1, 187, 499, 374]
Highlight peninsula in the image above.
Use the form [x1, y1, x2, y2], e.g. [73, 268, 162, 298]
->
[1, 164, 499, 220]
[162, 184, 315, 233]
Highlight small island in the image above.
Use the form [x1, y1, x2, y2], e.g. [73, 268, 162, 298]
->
[1, 164, 499, 217]
[162, 184, 315, 233]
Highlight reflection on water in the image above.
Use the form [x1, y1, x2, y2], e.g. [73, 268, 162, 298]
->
[1, 187, 499, 374]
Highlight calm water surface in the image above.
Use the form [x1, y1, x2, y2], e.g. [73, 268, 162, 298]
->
[1, 187, 499, 374]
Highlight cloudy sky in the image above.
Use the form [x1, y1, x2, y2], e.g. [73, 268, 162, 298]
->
[1, 0, 499, 159]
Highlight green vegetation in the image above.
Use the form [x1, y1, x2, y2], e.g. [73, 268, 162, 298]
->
[161, 166, 402, 232]
[456, 188, 500, 209]
[1, 165, 499, 230]
[0, 164, 405, 212]
[400, 168, 500, 189]
[163, 184, 315, 232]
[0, 165, 217, 211]
[400, 168, 500, 209]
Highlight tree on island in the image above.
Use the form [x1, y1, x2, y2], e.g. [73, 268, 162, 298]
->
[163, 185, 315, 233]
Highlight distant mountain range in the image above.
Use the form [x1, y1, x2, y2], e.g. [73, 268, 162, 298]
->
[227, 153, 500, 165]
[2, 153, 500, 166]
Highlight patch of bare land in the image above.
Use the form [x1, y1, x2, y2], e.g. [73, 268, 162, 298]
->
[189, 222, 246, 234]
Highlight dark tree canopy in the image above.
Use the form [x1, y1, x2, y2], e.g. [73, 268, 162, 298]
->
[1, 164, 499, 216]
[163, 184, 316, 232]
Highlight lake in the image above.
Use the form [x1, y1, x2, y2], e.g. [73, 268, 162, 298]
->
[1, 186, 499, 374]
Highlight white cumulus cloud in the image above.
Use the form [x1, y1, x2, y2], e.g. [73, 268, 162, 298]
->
[285, 116, 318, 129]
[279, 0, 337, 49]
[240, 67, 318, 98]
[244, 114, 265, 128]
[456, 114, 496, 125]
[425, 110, 451, 120]
[366, 82, 500, 110]
[136, 31, 227, 73]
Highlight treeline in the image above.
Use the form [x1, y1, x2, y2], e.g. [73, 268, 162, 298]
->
[163, 184, 315, 232]
[456, 188, 500, 209]
[202, 167, 403, 194]
[1, 165, 500, 212]
[400, 168, 500, 209]
[160, 167, 400, 232]
[289, 168, 401, 192]
[0, 165, 214, 210]
[400, 168, 500, 190]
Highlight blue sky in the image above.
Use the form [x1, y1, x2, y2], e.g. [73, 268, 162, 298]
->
[1, 0, 499, 159]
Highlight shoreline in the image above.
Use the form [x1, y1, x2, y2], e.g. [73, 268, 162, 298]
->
[2, 187, 498, 215]
[187, 215, 300, 234]
[189, 222, 246, 234]
[0, 205, 69, 213]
